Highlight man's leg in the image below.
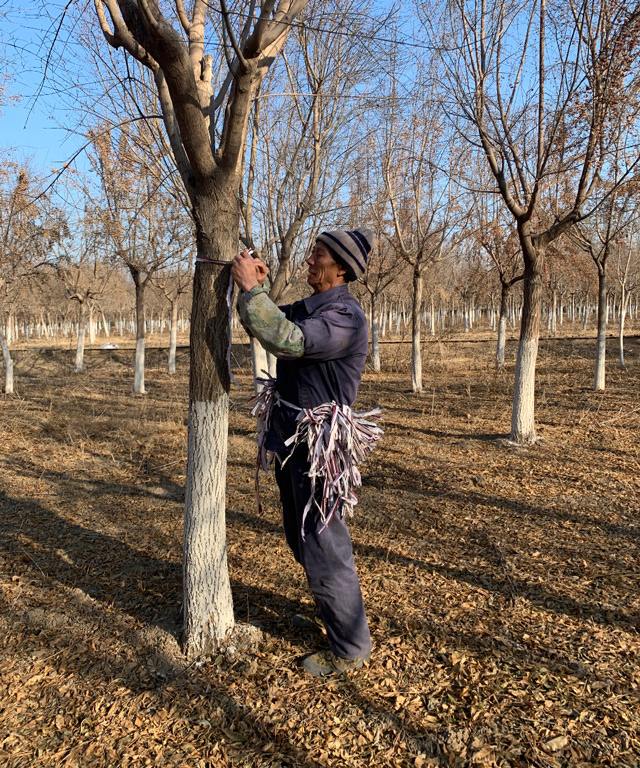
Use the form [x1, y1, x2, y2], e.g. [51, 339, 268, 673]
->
[274, 455, 302, 563]
[284, 448, 372, 660]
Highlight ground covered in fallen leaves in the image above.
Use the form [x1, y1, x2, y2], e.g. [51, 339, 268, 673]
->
[1, 332, 639, 767]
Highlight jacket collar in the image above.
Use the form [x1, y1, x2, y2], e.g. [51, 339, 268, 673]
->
[301, 283, 350, 312]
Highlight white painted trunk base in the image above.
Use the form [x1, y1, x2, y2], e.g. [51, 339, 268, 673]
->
[75, 328, 86, 373]
[1, 335, 14, 394]
[183, 398, 234, 658]
[250, 338, 269, 394]
[168, 303, 178, 375]
[511, 337, 538, 444]
[134, 337, 146, 394]
[496, 314, 507, 369]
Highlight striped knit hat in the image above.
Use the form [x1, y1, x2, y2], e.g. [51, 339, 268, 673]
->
[316, 227, 375, 282]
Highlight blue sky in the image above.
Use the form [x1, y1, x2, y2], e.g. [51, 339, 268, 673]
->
[1, 4, 86, 172]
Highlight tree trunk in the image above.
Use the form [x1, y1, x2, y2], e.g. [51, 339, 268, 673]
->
[182, 185, 236, 659]
[74, 305, 86, 374]
[250, 337, 269, 393]
[1, 332, 14, 395]
[594, 267, 607, 391]
[75, 328, 86, 373]
[89, 305, 96, 344]
[496, 282, 509, 370]
[101, 310, 110, 339]
[371, 293, 381, 373]
[411, 267, 423, 393]
[133, 279, 146, 395]
[618, 287, 627, 367]
[510, 242, 544, 444]
[168, 299, 178, 375]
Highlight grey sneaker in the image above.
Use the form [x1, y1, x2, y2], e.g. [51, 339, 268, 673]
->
[302, 649, 370, 677]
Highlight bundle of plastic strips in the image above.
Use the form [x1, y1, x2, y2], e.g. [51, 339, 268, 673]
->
[250, 376, 384, 535]
[283, 401, 383, 538]
[249, 375, 279, 513]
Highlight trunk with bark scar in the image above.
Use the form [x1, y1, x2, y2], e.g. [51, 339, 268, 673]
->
[411, 267, 423, 393]
[594, 268, 607, 391]
[510, 242, 544, 444]
[183, 184, 237, 658]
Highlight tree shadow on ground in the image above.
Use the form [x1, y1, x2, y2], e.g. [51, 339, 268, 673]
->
[0, 490, 314, 646]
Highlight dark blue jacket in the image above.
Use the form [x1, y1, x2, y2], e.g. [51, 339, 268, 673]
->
[266, 284, 368, 453]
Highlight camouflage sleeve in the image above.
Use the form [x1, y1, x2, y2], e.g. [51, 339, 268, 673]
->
[237, 285, 305, 359]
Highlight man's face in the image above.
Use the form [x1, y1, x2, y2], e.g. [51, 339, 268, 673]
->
[306, 241, 347, 294]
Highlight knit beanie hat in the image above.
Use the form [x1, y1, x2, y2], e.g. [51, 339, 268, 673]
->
[316, 227, 375, 282]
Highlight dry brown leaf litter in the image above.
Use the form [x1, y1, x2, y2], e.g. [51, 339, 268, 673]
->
[0, 337, 639, 767]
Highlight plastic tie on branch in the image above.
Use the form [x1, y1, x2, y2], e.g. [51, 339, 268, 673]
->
[250, 376, 383, 537]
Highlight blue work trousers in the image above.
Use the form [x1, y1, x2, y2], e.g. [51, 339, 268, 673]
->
[275, 446, 372, 660]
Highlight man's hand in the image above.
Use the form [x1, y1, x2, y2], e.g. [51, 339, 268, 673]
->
[231, 250, 269, 292]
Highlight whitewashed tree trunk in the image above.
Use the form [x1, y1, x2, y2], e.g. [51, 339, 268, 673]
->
[134, 337, 146, 394]
[511, 334, 538, 442]
[75, 327, 86, 373]
[411, 268, 423, 393]
[618, 288, 628, 367]
[594, 269, 607, 391]
[168, 300, 178, 375]
[371, 293, 381, 372]
[496, 283, 509, 370]
[89, 306, 96, 344]
[6, 312, 14, 345]
[429, 296, 436, 336]
[183, 398, 234, 657]
[101, 311, 110, 338]
[250, 336, 269, 393]
[1, 333, 14, 395]
[133, 279, 146, 395]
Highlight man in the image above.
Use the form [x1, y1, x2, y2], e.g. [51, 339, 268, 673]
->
[231, 227, 375, 677]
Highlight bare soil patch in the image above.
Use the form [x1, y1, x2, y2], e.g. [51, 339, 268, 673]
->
[1, 337, 639, 767]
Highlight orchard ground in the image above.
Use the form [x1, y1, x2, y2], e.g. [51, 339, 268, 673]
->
[1, 331, 639, 767]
